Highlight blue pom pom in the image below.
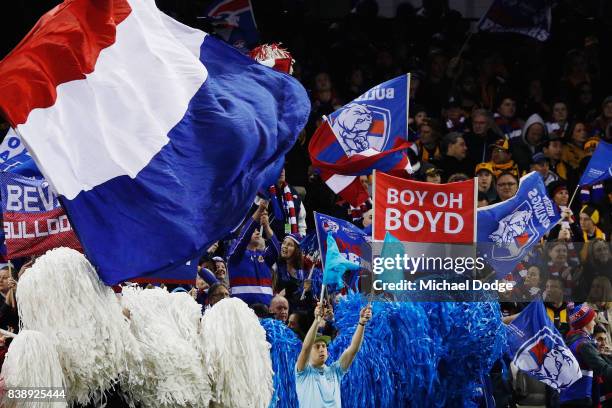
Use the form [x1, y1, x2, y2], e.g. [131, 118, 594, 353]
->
[261, 318, 302, 408]
[325, 295, 506, 408]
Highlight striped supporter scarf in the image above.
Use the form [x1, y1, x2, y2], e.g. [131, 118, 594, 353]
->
[269, 183, 298, 234]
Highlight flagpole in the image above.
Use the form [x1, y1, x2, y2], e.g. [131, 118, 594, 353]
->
[406, 73, 411, 140]
[567, 185, 580, 208]
[313, 211, 326, 305]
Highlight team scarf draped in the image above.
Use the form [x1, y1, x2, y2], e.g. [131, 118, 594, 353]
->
[269, 183, 298, 234]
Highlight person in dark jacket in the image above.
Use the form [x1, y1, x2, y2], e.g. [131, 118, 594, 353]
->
[432, 132, 472, 181]
[560, 304, 612, 407]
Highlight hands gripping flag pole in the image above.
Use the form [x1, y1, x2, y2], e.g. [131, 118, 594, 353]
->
[0, 0, 310, 285]
[313, 211, 369, 302]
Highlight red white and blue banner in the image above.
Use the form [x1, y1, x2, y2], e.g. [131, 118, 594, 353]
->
[0, 0, 309, 285]
[0, 172, 81, 258]
[309, 74, 412, 206]
[478, 0, 552, 42]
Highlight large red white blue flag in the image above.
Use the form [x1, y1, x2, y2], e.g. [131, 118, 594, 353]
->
[0, 0, 309, 285]
[309, 74, 412, 206]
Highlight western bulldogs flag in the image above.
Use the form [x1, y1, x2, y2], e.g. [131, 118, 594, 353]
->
[478, 0, 552, 42]
[578, 141, 612, 187]
[203, 0, 259, 52]
[0, 172, 81, 258]
[507, 301, 581, 390]
[314, 212, 370, 289]
[0, 0, 309, 285]
[477, 172, 560, 277]
[309, 74, 412, 206]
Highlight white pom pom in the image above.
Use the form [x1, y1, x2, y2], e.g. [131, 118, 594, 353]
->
[200, 298, 273, 408]
[16, 247, 142, 405]
[168, 292, 203, 348]
[121, 286, 211, 407]
[1, 330, 67, 408]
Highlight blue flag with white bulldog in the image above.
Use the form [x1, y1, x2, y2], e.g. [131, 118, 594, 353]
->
[507, 301, 581, 390]
[578, 141, 612, 187]
[477, 172, 560, 277]
[309, 74, 412, 178]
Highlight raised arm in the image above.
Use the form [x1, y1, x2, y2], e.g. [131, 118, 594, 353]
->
[339, 304, 372, 371]
[227, 201, 267, 260]
[296, 303, 324, 372]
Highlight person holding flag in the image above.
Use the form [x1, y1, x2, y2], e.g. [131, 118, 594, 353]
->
[295, 300, 372, 408]
[560, 304, 612, 407]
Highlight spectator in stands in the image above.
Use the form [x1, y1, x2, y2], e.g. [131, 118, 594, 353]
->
[488, 139, 519, 178]
[448, 173, 469, 183]
[433, 132, 471, 181]
[275, 234, 307, 307]
[193, 268, 217, 308]
[270, 295, 290, 323]
[416, 119, 443, 163]
[547, 182, 584, 259]
[546, 100, 570, 138]
[544, 276, 570, 337]
[424, 166, 443, 184]
[494, 95, 523, 140]
[514, 265, 543, 301]
[580, 205, 607, 242]
[212, 256, 228, 285]
[582, 240, 612, 291]
[477, 192, 489, 208]
[475, 162, 497, 203]
[545, 240, 581, 298]
[562, 122, 588, 170]
[0, 268, 9, 303]
[442, 96, 468, 133]
[495, 172, 519, 203]
[593, 325, 612, 356]
[227, 200, 279, 306]
[268, 168, 307, 237]
[311, 72, 341, 112]
[288, 310, 310, 340]
[587, 277, 612, 347]
[295, 303, 372, 408]
[592, 96, 612, 139]
[542, 134, 570, 182]
[207, 282, 230, 307]
[464, 109, 502, 169]
[530, 152, 558, 186]
[511, 113, 547, 173]
[600, 183, 612, 238]
[560, 304, 612, 407]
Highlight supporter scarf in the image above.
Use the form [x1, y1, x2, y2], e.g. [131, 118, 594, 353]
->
[269, 183, 298, 234]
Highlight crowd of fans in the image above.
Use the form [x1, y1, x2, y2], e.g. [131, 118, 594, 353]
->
[1, 0, 612, 407]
